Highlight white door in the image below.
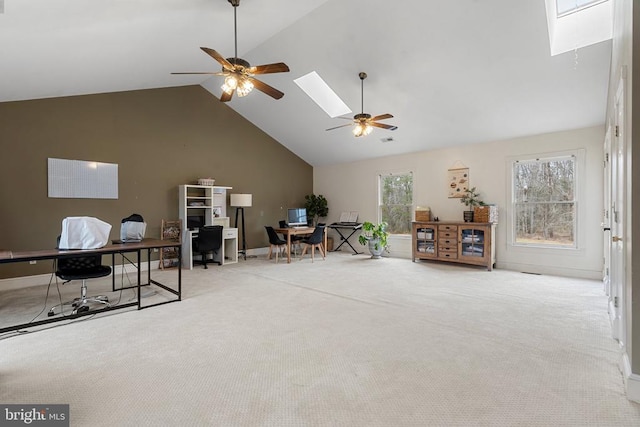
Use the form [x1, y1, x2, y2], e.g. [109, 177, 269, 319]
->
[609, 76, 626, 345]
[603, 127, 611, 296]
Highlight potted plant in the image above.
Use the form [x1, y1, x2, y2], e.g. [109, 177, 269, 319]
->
[358, 221, 389, 259]
[304, 194, 329, 226]
[459, 187, 484, 222]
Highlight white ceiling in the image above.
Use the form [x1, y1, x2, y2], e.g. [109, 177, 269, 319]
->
[0, 0, 611, 167]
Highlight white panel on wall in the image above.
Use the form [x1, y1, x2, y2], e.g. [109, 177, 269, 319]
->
[48, 158, 118, 199]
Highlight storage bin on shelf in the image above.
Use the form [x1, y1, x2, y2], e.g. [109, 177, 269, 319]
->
[473, 205, 498, 223]
[415, 206, 431, 222]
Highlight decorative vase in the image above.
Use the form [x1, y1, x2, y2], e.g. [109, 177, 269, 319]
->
[463, 210, 474, 222]
[368, 238, 384, 259]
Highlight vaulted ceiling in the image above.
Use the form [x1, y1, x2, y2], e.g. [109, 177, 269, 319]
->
[0, 0, 611, 166]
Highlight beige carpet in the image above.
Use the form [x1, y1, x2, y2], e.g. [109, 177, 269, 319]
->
[1, 252, 639, 426]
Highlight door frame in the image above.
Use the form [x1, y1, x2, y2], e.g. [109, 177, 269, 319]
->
[608, 74, 626, 345]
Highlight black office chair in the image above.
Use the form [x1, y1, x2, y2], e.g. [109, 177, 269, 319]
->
[193, 225, 223, 269]
[48, 247, 112, 316]
[265, 226, 288, 263]
[300, 225, 326, 263]
[279, 220, 303, 256]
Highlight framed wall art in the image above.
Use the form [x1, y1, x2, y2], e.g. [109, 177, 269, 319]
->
[448, 167, 469, 198]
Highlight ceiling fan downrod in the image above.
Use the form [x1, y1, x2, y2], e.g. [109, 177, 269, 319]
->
[353, 72, 370, 121]
[229, 0, 240, 64]
[359, 72, 367, 115]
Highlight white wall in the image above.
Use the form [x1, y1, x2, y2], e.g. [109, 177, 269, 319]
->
[315, 125, 604, 279]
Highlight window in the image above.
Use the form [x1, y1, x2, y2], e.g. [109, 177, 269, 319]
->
[512, 155, 576, 248]
[379, 172, 413, 234]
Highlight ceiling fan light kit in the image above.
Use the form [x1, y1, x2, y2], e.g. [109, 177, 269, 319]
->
[326, 72, 398, 138]
[172, 0, 289, 102]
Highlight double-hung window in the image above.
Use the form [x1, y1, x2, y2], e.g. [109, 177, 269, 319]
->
[512, 154, 577, 248]
[378, 172, 413, 234]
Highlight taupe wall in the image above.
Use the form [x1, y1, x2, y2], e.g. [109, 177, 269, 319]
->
[0, 85, 312, 278]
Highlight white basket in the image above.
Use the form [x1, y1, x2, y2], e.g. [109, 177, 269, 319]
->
[197, 178, 215, 186]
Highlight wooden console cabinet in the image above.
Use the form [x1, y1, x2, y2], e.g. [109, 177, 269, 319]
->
[412, 221, 496, 271]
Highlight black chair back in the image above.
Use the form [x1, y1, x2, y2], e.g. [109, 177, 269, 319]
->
[305, 225, 325, 245]
[265, 226, 286, 245]
[194, 226, 223, 268]
[57, 255, 112, 281]
[197, 226, 223, 251]
[55, 235, 112, 280]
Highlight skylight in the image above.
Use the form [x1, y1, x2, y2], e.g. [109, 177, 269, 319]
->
[294, 71, 351, 118]
[545, 0, 612, 56]
[556, 0, 606, 17]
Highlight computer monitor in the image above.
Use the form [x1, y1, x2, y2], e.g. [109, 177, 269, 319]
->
[287, 208, 308, 227]
[187, 215, 204, 230]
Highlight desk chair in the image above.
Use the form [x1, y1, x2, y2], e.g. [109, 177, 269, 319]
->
[279, 220, 303, 257]
[193, 225, 223, 269]
[300, 225, 326, 263]
[48, 252, 112, 316]
[265, 226, 288, 263]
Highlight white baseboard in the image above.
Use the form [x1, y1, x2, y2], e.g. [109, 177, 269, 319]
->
[0, 260, 160, 292]
[622, 352, 640, 403]
[496, 261, 601, 280]
[247, 247, 269, 256]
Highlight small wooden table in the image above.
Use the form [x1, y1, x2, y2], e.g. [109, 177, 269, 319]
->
[274, 226, 327, 263]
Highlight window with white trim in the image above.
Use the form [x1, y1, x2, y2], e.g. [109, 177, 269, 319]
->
[512, 155, 576, 248]
[378, 172, 413, 234]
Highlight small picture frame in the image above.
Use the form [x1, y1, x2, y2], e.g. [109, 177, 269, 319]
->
[448, 167, 469, 198]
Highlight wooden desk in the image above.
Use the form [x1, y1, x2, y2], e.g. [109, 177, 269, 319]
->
[0, 238, 182, 333]
[274, 226, 327, 263]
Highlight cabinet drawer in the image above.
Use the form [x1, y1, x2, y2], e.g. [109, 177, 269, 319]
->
[438, 244, 457, 252]
[439, 231, 457, 239]
[223, 228, 238, 239]
[438, 224, 458, 232]
[438, 248, 458, 259]
[438, 238, 457, 247]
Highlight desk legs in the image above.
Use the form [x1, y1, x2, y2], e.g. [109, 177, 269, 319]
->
[107, 247, 181, 309]
[146, 248, 182, 307]
[0, 244, 182, 334]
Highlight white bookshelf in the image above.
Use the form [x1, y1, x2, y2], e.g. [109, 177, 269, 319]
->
[178, 184, 235, 268]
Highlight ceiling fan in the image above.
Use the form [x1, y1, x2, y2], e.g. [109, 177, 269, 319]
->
[172, 0, 290, 102]
[326, 72, 398, 137]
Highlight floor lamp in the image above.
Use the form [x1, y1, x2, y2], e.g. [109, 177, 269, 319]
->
[230, 193, 252, 260]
